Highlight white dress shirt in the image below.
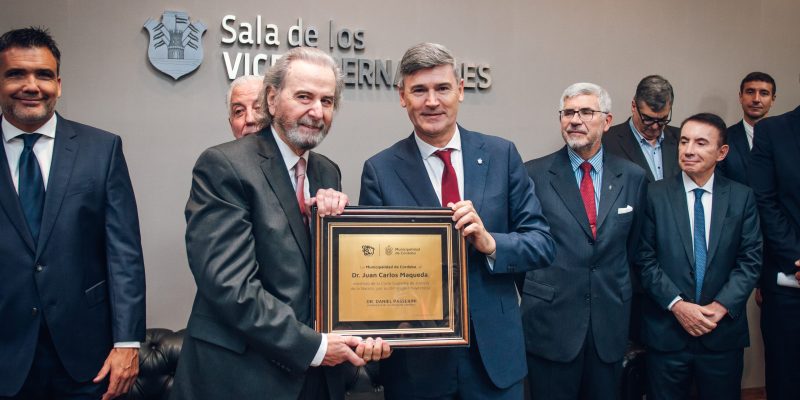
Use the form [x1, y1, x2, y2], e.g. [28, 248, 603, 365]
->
[743, 120, 754, 150]
[271, 127, 327, 366]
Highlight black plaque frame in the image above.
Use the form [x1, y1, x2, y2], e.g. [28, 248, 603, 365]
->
[313, 207, 469, 347]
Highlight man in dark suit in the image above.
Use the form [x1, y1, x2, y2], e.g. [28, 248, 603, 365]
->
[603, 75, 681, 183]
[748, 104, 800, 400]
[171, 47, 388, 400]
[522, 82, 647, 399]
[637, 113, 761, 400]
[359, 42, 555, 400]
[717, 72, 776, 185]
[0, 27, 146, 400]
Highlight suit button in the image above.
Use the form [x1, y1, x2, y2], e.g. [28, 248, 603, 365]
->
[591, 266, 597, 272]
[587, 239, 594, 245]
[35, 265, 44, 272]
[32, 307, 39, 316]
[584, 294, 591, 302]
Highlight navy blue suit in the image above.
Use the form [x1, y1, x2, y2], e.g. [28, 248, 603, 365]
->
[0, 115, 146, 397]
[717, 121, 750, 185]
[359, 127, 555, 398]
[748, 105, 800, 400]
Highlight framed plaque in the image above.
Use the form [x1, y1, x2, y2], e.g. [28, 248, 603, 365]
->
[313, 207, 468, 347]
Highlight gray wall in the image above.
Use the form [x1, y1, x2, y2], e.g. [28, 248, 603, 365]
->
[3, 0, 799, 389]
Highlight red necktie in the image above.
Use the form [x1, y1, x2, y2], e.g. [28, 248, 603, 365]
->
[434, 149, 461, 207]
[579, 161, 597, 238]
[294, 158, 308, 223]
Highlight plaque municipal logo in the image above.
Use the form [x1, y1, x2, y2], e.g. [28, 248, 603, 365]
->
[144, 11, 207, 80]
[362, 245, 375, 256]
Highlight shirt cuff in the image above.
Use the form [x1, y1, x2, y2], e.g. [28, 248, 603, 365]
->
[114, 342, 141, 348]
[667, 296, 683, 311]
[310, 333, 327, 367]
[486, 250, 497, 271]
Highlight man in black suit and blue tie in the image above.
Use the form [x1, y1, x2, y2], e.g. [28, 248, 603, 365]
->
[0, 27, 146, 400]
[359, 42, 555, 400]
[717, 72, 776, 185]
[522, 82, 647, 399]
[637, 113, 762, 400]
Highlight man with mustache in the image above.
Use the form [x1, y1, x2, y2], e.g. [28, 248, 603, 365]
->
[717, 72, 776, 185]
[0, 27, 146, 400]
[637, 113, 761, 400]
[172, 47, 389, 400]
[359, 42, 555, 399]
[522, 82, 647, 399]
[226, 74, 264, 139]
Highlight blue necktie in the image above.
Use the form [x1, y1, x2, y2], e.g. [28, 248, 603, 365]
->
[18, 134, 45, 243]
[693, 188, 707, 302]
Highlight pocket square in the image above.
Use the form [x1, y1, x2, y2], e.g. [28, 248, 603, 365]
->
[617, 205, 633, 214]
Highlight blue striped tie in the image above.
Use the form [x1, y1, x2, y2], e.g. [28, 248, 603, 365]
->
[693, 188, 707, 302]
[18, 134, 45, 243]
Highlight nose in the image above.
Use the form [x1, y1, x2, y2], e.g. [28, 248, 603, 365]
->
[424, 90, 440, 107]
[244, 108, 257, 124]
[307, 100, 323, 119]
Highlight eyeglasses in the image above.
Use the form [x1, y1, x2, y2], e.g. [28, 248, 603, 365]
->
[559, 108, 608, 122]
[636, 105, 672, 127]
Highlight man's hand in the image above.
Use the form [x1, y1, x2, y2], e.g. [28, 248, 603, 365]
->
[705, 301, 728, 324]
[307, 189, 348, 217]
[93, 347, 139, 400]
[449, 200, 496, 255]
[794, 259, 800, 283]
[671, 300, 717, 337]
[355, 337, 392, 363]
[755, 288, 763, 307]
[321, 334, 365, 367]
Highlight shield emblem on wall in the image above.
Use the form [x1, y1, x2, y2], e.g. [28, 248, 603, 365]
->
[144, 11, 207, 80]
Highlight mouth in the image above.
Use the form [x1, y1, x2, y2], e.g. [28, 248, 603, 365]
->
[14, 97, 46, 106]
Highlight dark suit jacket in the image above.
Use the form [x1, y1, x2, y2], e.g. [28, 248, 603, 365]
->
[171, 131, 348, 400]
[748, 106, 800, 294]
[521, 148, 646, 363]
[717, 121, 750, 185]
[637, 174, 762, 352]
[359, 127, 555, 393]
[603, 118, 681, 182]
[0, 114, 146, 396]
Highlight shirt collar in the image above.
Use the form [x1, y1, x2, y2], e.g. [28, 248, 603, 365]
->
[271, 126, 308, 172]
[414, 126, 462, 159]
[2, 113, 58, 143]
[743, 119, 754, 138]
[629, 118, 664, 146]
[567, 146, 603, 173]
[682, 171, 714, 195]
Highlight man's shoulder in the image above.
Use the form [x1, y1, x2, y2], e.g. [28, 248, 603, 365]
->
[605, 152, 647, 180]
[461, 127, 514, 150]
[58, 115, 120, 143]
[524, 148, 561, 172]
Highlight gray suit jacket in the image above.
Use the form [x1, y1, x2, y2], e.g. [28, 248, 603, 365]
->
[171, 130, 347, 400]
[637, 174, 762, 352]
[602, 118, 681, 183]
[522, 148, 647, 363]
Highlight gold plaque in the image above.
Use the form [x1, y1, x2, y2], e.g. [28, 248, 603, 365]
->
[313, 208, 469, 347]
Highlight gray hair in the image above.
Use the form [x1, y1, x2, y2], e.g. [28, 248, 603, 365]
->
[634, 75, 674, 112]
[398, 42, 458, 87]
[560, 82, 612, 113]
[226, 74, 263, 117]
[261, 47, 344, 125]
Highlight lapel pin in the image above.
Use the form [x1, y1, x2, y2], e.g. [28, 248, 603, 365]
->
[477, 158, 483, 165]
[608, 185, 613, 190]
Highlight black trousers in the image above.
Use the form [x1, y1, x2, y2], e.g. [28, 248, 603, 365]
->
[761, 288, 800, 400]
[645, 339, 742, 400]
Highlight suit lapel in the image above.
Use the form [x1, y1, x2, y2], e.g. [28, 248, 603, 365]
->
[706, 177, 729, 267]
[460, 128, 488, 214]
[549, 148, 593, 238]
[0, 124, 36, 252]
[36, 117, 78, 256]
[392, 134, 439, 207]
[619, 120, 655, 182]
[257, 132, 311, 264]
[596, 155, 624, 231]
[729, 122, 749, 169]
[666, 174, 695, 268]
[661, 127, 680, 180]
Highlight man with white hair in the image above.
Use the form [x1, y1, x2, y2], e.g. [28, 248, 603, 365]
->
[522, 82, 647, 399]
[226, 74, 264, 139]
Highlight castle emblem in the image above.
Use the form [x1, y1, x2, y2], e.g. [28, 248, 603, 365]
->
[144, 11, 207, 80]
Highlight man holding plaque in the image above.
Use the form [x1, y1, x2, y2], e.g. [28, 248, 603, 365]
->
[359, 42, 555, 400]
[522, 83, 647, 399]
[172, 47, 388, 400]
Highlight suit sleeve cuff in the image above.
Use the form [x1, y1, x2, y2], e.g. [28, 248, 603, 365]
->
[310, 333, 327, 367]
[667, 296, 683, 311]
[114, 342, 141, 348]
